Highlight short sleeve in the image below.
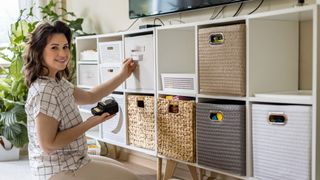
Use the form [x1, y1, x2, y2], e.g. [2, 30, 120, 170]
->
[34, 86, 61, 122]
[61, 78, 75, 95]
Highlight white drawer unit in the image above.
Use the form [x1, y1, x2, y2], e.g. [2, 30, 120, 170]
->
[101, 94, 126, 144]
[124, 34, 154, 91]
[100, 64, 123, 91]
[99, 41, 122, 64]
[78, 64, 99, 87]
[252, 104, 312, 180]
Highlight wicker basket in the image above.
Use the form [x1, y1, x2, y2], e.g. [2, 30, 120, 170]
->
[157, 98, 196, 162]
[198, 24, 246, 96]
[127, 95, 155, 150]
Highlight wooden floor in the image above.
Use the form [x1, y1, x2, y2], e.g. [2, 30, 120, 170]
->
[122, 161, 157, 180]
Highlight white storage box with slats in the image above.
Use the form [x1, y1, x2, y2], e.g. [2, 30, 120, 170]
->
[101, 94, 126, 144]
[99, 41, 122, 64]
[252, 104, 311, 180]
[78, 64, 99, 86]
[100, 64, 123, 91]
[124, 34, 154, 91]
[161, 73, 196, 94]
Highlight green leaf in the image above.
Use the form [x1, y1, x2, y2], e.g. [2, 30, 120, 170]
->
[68, 18, 84, 32]
[0, 104, 27, 147]
[0, 0, 92, 148]
[0, 79, 11, 92]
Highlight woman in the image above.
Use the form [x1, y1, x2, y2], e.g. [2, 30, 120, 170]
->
[23, 21, 137, 180]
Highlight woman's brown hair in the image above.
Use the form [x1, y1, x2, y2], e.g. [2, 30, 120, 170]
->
[23, 20, 72, 87]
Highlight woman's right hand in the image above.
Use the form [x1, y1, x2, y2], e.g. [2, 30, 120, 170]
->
[120, 58, 136, 80]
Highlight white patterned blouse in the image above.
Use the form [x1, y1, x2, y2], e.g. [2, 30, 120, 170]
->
[25, 76, 90, 180]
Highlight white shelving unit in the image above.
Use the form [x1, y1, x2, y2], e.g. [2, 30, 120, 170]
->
[76, 4, 320, 180]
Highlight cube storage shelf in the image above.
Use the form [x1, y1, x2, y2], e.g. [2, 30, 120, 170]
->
[76, 4, 320, 180]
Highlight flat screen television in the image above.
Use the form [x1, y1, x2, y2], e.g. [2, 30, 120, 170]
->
[129, 0, 251, 19]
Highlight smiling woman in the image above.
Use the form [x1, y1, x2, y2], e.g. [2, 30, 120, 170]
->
[23, 21, 137, 180]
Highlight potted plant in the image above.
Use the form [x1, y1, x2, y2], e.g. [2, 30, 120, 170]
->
[0, 0, 92, 160]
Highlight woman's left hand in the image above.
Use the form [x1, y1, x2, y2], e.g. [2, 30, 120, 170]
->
[120, 58, 136, 79]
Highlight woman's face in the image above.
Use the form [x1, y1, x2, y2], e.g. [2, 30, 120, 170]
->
[43, 33, 70, 78]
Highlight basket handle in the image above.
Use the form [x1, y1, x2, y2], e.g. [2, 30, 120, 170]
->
[209, 111, 223, 122]
[209, 32, 224, 46]
[268, 112, 287, 125]
[136, 98, 145, 108]
[168, 103, 179, 113]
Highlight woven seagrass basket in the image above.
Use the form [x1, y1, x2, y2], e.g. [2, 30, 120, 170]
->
[198, 23, 246, 96]
[157, 97, 196, 162]
[127, 95, 155, 150]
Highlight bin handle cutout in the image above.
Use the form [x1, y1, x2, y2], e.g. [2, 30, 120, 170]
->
[136, 98, 145, 108]
[209, 111, 223, 122]
[268, 112, 287, 125]
[168, 103, 179, 113]
[107, 68, 114, 72]
[209, 33, 224, 45]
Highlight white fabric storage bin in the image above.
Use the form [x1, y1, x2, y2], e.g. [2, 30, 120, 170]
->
[78, 64, 99, 86]
[100, 64, 123, 91]
[101, 94, 126, 144]
[124, 34, 154, 91]
[252, 104, 312, 180]
[99, 41, 122, 64]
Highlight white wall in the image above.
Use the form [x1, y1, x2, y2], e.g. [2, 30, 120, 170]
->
[65, 0, 315, 34]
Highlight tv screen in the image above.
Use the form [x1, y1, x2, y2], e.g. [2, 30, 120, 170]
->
[129, 0, 250, 19]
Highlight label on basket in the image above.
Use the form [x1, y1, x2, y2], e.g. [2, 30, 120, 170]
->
[209, 111, 223, 122]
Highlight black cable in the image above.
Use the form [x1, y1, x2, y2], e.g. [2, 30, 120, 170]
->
[233, 2, 244, 17]
[297, 0, 305, 6]
[118, 18, 139, 32]
[210, 6, 226, 20]
[154, 17, 165, 26]
[248, 0, 264, 15]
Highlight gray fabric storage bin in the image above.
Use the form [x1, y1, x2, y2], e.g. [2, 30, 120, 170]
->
[196, 103, 246, 175]
[252, 104, 311, 180]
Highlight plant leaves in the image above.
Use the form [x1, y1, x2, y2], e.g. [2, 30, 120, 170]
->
[0, 0, 93, 147]
[68, 18, 84, 32]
